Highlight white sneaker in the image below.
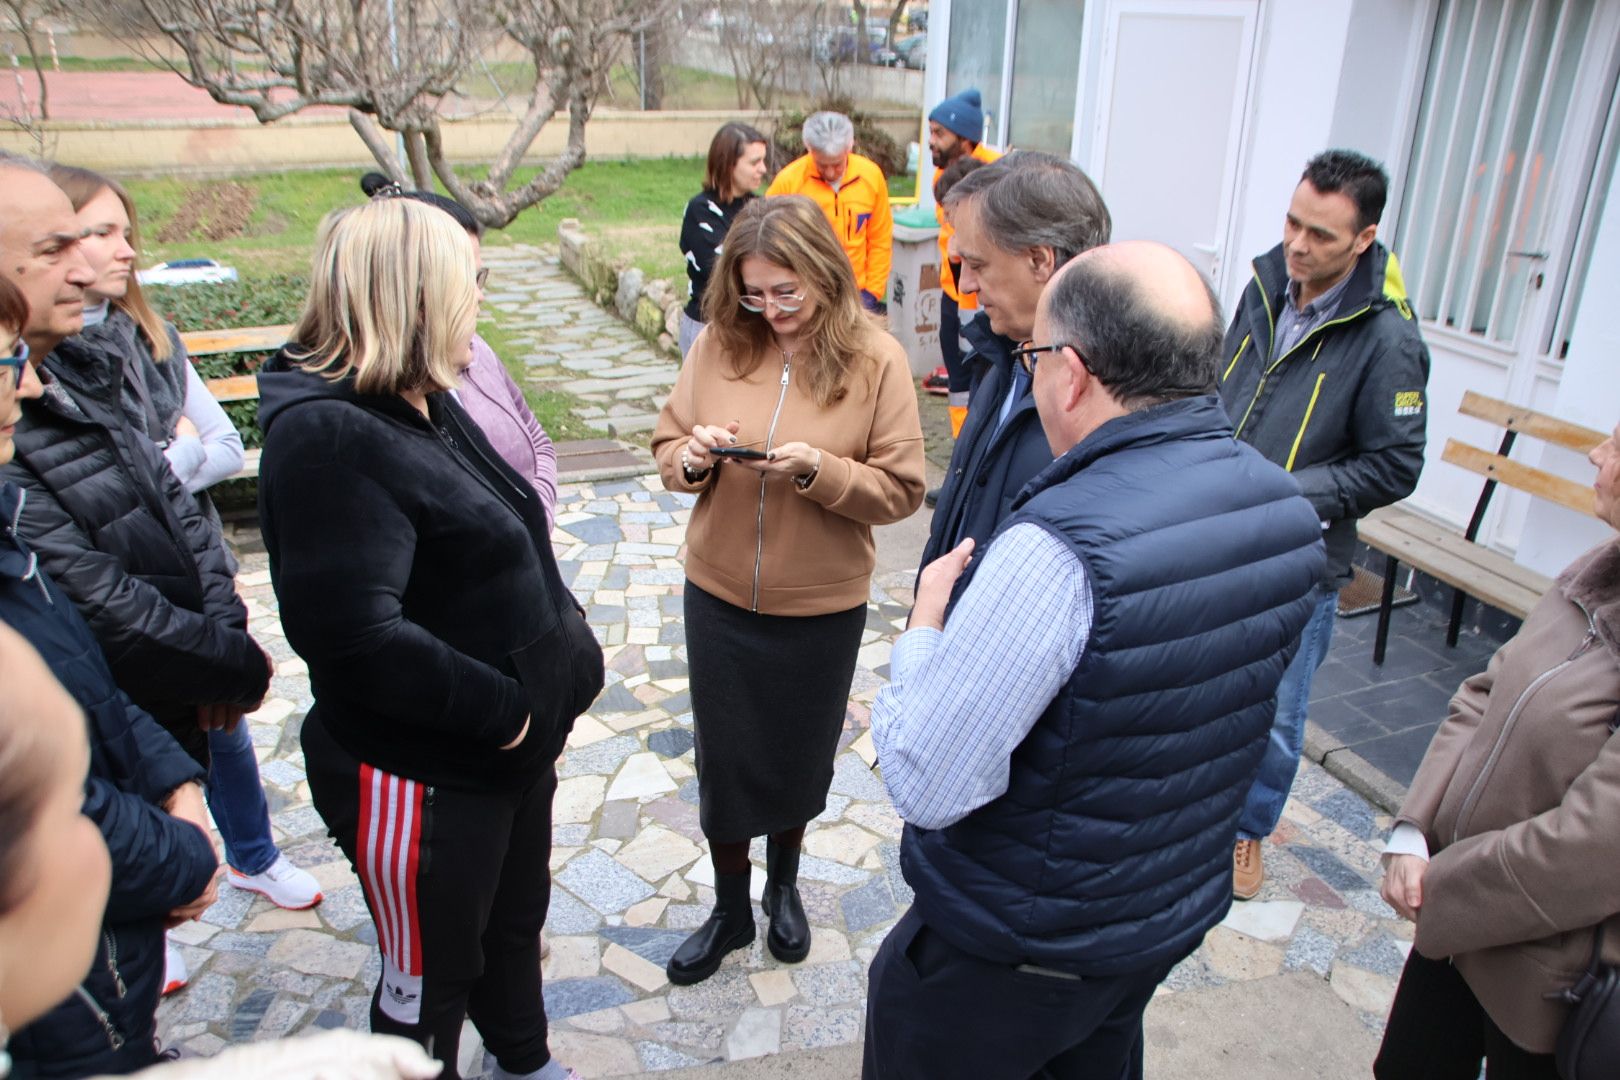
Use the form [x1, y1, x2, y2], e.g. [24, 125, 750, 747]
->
[228, 853, 324, 910]
[162, 940, 188, 996]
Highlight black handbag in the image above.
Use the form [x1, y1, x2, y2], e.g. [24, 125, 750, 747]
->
[1554, 922, 1620, 1079]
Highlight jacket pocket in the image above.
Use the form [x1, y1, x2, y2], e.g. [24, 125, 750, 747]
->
[509, 606, 605, 764]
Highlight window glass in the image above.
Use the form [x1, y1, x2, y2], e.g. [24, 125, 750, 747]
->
[1007, 0, 1085, 156]
[947, 0, 1008, 144]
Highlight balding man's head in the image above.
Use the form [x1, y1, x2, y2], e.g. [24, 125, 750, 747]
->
[1032, 241, 1222, 441]
[0, 157, 94, 354]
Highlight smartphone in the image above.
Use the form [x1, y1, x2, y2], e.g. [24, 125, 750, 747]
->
[709, 445, 769, 460]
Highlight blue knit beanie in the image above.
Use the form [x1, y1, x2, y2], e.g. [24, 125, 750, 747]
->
[929, 88, 985, 144]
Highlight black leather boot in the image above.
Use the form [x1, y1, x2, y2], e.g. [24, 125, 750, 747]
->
[761, 838, 811, 963]
[666, 869, 756, 985]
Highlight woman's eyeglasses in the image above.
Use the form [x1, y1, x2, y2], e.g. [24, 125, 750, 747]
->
[1, 339, 28, 389]
[476, 267, 490, 289]
[739, 291, 807, 314]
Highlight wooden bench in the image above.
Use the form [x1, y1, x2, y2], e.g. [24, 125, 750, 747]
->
[181, 323, 291, 482]
[1357, 391, 1603, 663]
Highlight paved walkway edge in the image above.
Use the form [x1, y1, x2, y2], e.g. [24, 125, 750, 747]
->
[1305, 719, 1408, 816]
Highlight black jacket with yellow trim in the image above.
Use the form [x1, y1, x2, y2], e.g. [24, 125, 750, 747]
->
[1218, 241, 1430, 586]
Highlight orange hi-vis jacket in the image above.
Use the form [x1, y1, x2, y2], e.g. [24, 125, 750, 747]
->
[767, 152, 893, 300]
[936, 142, 1004, 308]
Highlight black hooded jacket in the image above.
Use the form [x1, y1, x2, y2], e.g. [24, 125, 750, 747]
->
[256, 355, 603, 789]
[0, 333, 270, 761]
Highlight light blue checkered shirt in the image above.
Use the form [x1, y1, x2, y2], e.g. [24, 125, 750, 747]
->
[872, 523, 1093, 830]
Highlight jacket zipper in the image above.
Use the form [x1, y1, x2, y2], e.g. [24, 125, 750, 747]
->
[751, 357, 792, 613]
[101, 930, 127, 998]
[75, 987, 125, 1051]
[1452, 602, 1600, 844]
[1230, 265, 1374, 441]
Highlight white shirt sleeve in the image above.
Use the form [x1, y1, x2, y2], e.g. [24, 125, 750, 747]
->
[1382, 821, 1431, 861]
[165, 361, 245, 493]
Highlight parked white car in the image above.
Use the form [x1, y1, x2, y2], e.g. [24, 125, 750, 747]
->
[137, 259, 240, 286]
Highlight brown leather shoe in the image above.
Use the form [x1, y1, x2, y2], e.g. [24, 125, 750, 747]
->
[1232, 839, 1263, 900]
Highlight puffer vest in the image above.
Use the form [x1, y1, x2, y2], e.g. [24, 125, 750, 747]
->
[902, 396, 1325, 975]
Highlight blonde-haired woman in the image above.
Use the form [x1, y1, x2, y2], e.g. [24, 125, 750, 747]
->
[258, 197, 602, 1080]
[652, 194, 925, 985]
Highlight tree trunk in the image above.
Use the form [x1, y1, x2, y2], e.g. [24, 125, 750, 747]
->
[405, 129, 432, 188]
[633, 24, 665, 110]
[4, 3, 51, 120]
[347, 108, 408, 185]
[886, 1, 909, 48]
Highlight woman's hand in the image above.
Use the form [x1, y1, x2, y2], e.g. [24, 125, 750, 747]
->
[735, 441, 821, 482]
[684, 421, 742, 473]
[1381, 853, 1427, 922]
[175, 416, 201, 440]
[500, 716, 531, 751]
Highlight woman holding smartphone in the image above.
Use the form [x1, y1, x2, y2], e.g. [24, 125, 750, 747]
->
[651, 194, 925, 985]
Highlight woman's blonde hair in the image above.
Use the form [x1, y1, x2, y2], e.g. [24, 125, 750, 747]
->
[289, 198, 477, 396]
[702, 195, 881, 407]
[47, 163, 173, 362]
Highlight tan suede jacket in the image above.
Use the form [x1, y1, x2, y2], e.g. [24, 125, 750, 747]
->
[651, 327, 925, 616]
[1398, 538, 1620, 1051]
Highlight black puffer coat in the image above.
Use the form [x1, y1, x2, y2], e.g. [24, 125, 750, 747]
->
[2, 481, 217, 1077]
[0, 334, 270, 762]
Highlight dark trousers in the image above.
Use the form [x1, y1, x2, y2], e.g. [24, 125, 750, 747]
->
[863, 907, 1170, 1080]
[1375, 950, 1559, 1080]
[939, 291, 969, 395]
[303, 712, 557, 1079]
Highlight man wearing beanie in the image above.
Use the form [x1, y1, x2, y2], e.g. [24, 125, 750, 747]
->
[928, 88, 1002, 452]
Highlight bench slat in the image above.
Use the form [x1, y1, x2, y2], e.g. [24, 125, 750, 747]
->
[1441, 438, 1597, 517]
[1359, 507, 1548, 618]
[1458, 391, 1604, 454]
[180, 325, 292, 357]
[206, 375, 260, 403]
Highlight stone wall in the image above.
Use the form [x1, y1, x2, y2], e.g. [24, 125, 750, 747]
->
[557, 218, 684, 358]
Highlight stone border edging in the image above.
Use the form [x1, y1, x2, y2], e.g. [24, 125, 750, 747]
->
[556, 218, 684, 358]
[1304, 720, 1407, 815]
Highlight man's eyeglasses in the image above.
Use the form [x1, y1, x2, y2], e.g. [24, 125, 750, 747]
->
[1, 339, 28, 390]
[1010, 341, 1083, 378]
[739, 291, 807, 314]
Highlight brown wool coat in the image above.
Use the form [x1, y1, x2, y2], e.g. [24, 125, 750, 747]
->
[651, 327, 925, 616]
[1398, 538, 1620, 1051]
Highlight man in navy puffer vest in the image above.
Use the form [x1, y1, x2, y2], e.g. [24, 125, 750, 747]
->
[865, 242, 1325, 1079]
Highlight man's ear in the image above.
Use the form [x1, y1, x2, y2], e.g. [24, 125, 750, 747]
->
[1029, 245, 1059, 283]
[1059, 346, 1089, 412]
[1352, 223, 1378, 259]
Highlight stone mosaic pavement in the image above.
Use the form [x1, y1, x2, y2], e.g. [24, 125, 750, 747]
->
[479, 243, 676, 438]
[161, 479, 1416, 1076]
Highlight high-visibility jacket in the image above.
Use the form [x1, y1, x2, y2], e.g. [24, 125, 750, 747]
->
[767, 152, 893, 300]
[936, 142, 1003, 308]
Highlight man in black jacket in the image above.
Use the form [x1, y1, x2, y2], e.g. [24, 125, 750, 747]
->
[0, 154, 270, 766]
[918, 152, 1111, 578]
[3, 372, 217, 1073]
[1219, 149, 1430, 900]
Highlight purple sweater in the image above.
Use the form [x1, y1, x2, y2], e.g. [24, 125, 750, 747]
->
[456, 334, 558, 530]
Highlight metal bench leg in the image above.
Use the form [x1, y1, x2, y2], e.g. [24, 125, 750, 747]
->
[1447, 588, 1467, 648]
[1374, 555, 1399, 666]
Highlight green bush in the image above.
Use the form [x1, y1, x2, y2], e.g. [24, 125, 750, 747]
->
[147, 275, 309, 451]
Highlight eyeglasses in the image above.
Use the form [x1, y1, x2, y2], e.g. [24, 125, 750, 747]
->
[1010, 341, 1084, 378]
[739, 291, 807, 314]
[476, 267, 490, 289]
[1, 339, 28, 390]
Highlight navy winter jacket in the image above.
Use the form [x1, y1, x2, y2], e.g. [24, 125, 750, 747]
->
[903, 397, 1325, 976]
[1, 482, 216, 1077]
[918, 313, 1053, 572]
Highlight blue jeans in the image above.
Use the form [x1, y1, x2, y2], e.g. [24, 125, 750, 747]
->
[206, 719, 279, 876]
[1237, 584, 1338, 841]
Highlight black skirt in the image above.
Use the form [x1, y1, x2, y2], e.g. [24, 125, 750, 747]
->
[684, 580, 866, 842]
